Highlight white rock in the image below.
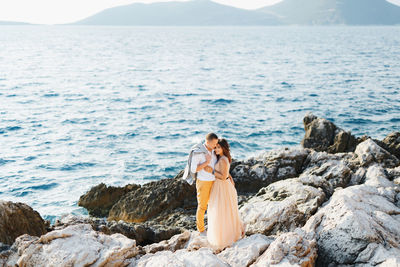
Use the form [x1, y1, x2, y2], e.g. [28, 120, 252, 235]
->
[355, 139, 399, 168]
[217, 234, 274, 267]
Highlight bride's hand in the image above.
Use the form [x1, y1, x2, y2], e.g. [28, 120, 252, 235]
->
[204, 166, 213, 173]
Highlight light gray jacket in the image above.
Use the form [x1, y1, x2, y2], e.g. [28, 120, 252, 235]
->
[182, 142, 208, 185]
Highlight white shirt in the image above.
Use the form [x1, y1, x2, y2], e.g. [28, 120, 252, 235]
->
[190, 144, 217, 181]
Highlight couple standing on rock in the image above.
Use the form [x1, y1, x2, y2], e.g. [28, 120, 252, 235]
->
[183, 133, 245, 251]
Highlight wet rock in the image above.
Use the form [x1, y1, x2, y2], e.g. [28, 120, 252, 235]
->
[217, 234, 274, 267]
[251, 228, 317, 267]
[239, 178, 325, 236]
[355, 139, 399, 168]
[301, 113, 358, 153]
[0, 200, 47, 245]
[78, 183, 140, 217]
[4, 224, 139, 267]
[108, 177, 196, 223]
[303, 168, 400, 266]
[231, 148, 309, 193]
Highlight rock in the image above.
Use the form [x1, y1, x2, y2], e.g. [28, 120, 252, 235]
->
[143, 231, 191, 254]
[108, 177, 196, 223]
[231, 148, 309, 193]
[251, 229, 317, 267]
[78, 183, 140, 217]
[4, 224, 139, 267]
[299, 159, 353, 197]
[239, 178, 325, 236]
[217, 234, 274, 267]
[301, 113, 358, 153]
[135, 247, 229, 267]
[303, 171, 400, 266]
[0, 200, 47, 245]
[379, 132, 400, 160]
[355, 139, 400, 168]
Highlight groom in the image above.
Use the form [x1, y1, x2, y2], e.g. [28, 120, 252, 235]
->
[186, 133, 218, 235]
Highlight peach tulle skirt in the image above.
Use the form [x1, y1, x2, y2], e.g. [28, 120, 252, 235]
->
[207, 178, 245, 251]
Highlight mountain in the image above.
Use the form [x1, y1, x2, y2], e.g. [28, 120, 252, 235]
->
[73, 0, 281, 25]
[258, 0, 400, 25]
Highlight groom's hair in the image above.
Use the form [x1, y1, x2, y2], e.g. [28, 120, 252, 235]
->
[206, 132, 218, 141]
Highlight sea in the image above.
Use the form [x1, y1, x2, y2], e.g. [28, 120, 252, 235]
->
[0, 25, 399, 222]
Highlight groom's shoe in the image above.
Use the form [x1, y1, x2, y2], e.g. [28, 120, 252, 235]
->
[199, 230, 207, 236]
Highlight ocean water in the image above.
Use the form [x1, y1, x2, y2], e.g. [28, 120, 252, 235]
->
[0, 25, 399, 222]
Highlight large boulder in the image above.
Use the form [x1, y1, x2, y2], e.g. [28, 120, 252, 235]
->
[78, 183, 140, 217]
[108, 178, 196, 223]
[239, 178, 325, 236]
[251, 229, 317, 267]
[231, 148, 309, 194]
[4, 224, 139, 267]
[301, 113, 358, 153]
[303, 165, 400, 266]
[0, 201, 47, 245]
[379, 132, 400, 160]
[354, 139, 399, 168]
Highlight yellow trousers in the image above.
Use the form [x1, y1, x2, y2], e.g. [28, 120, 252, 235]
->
[196, 179, 214, 232]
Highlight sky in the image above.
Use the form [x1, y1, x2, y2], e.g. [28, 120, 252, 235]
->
[1, 0, 400, 25]
[0, 0, 283, 25]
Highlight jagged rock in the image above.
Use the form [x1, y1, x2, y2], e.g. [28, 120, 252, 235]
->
[108, 177, 196, 223]
[0, 200, 47, 245]
[251, 228, 317, 267]
[301, 113, 358, 153]
[4, 224, 139, 267]
[239, 178, 325, 236]
[143, 231, 191, 254]
[231, 148, 309, 193]
[135, 247, 229, 267]
[217, 234, 274, 267]
[78, 183, 140, 217]
[303, 167, 400, 266]
[379, 132, 400, 160]
[355, 139, 400, 168]
[299, 159, 353, 197]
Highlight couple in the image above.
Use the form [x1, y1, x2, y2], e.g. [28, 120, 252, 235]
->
[183, 133, 245, 251]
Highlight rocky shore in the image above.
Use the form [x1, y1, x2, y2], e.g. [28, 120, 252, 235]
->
[1, 113, 399, 266]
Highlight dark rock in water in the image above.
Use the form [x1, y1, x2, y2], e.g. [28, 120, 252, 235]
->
[378, 132, 400, 160]
[301, 113, 358, 153]
[0, 200, 47, 245]
[108, 177, 196, 223]
[78, 183, 140, 217]
[231, 148, 310, 193]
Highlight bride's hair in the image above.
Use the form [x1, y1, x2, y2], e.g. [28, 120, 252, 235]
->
[217, 138, 232, 163]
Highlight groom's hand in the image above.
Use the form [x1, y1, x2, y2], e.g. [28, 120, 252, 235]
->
[204, 166, 213, 173]
[205, 154, 211, 164]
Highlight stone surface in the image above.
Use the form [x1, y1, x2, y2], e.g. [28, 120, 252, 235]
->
[239, 178, 325, 236]
[231, 147, 309, 193]
[355, 138, 400, 168]
[78, 183, 140, 217]
[0, 200, 47, 245]
[251, 229, 317, 267]
[379, 131, 400, 160]
[108, 177, 196, 223]
[301, 113, 358, 153]
[303, 168, 400, 266]
[4, 224, 138, 267]
[143, 231, 191, 254]
[217, 234, 274, 267]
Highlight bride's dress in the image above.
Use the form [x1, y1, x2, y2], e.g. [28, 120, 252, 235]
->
[207, 156, 245, 250]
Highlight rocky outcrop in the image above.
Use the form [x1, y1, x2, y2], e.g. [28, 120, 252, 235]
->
[231, 147, 310, 193]
[303, 165, 400, 266]
[355, 139, 399, 168]
[78, 183, 140, 217]
[0, 201, 47, 245]
[301, 113, 359, 153]
[108, 177, 196, 223]
[378, 132, 400, 160]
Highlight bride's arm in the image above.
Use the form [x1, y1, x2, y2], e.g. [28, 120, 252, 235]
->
[213, 160, 229, 180]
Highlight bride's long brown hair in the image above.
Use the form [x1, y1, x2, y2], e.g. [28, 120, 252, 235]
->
[217, 138, 232, 163]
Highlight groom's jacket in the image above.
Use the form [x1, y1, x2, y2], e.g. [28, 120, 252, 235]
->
[182, 142, 216, 185]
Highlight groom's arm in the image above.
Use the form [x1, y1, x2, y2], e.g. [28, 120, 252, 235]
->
[190, 154, 210, 173]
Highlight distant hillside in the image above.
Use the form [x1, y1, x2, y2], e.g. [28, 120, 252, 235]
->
[73, 0, 281, 25]
[258, 0, 400, 25]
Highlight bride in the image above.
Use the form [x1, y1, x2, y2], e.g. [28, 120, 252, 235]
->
[204, 138, 245, 251]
